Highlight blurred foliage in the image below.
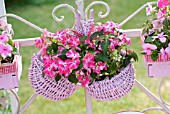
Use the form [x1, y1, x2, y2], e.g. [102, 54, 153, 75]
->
[5, 0, 55, 7]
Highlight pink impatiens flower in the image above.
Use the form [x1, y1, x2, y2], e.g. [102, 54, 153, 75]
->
[160, 48, 166, 60]
[0, 44, 12, 58]
[142, 43, 157, 55]
[152, 18, 164, 31]
[0, 33, 8, 43]
[146, 3, 154, 16]
[157, 0, 170, 8]
[66, 50, 80, 59]
[93, 62, 107, 74]
[157, 32, 166, 43]
[58, 59, 71, 77]
[67, 59, 80, 69]
[54, 30, 66, 41]
[43, 59, 58, 78]
[68, 35, 81, 48]
[35, 38, 44, 48]
[165, 43, 170, 57]
[83, 53, 95, 73]
[77, 75, 90, 87]
[102, 21, 115, 33]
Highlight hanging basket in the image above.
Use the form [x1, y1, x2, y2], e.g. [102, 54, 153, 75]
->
[86, 63, 135, 101]
[0, 43, 22, 90]
[141, 35, 170, 78]
[28, 54, 80, 101]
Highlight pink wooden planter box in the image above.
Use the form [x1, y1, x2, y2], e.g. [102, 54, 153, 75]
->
[0, 55, 22, 90]
[141, 36, 170, 78]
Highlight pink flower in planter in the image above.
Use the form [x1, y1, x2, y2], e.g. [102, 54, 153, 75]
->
[152, 32, 167, 43]
[146, 3, 154, 16]
[54, 30, 66, 41]
[152, 18, 164, 31]
[165, 43, 170, 57]
[103, 21, 115, 33]
[67, 59, 80, 69]
[157, 10, 166, 19]
[35, 38, 44, 48]
[0, 44, 12, 58]
[119, 34, 131, 45]
[66, 50, 80, 59]
[76, 70, 85, 76]
[43, 60, 58, 78]
[157, 32, 167, 43]
[93, 62, 107, 74]
[0, 33, 8, 43]
[84, 38, 95, 49]
[83, 53, 95, 73]
[58, 59, 71, 77]
[0, 20, 7, 29]
[160, 48, 166, 60]
[68, 35, 81, 48]
[142, 43, 157, 55]
[4, 24, 12, 31]
[157, 0, 170, 8]
[109, 38, 119, 50]
[77, 75, 90, 87]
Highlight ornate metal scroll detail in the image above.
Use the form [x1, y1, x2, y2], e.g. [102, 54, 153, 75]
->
[85, 1, 110, 20]
[52, 4, 76, 23]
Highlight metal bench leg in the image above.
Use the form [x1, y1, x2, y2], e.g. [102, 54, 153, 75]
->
[18, 93, 38, 114]
[135, 79, 170, 113]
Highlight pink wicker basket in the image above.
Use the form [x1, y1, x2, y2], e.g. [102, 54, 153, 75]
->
[29, 54, 80, 101]
[86, 63, 135, 101]
[0, 55, 22, 90]
[141, 35, 170, 77]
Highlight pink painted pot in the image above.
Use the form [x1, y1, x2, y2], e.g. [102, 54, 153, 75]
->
[141, 35, 170, 77]
[0, 55, 22, 90]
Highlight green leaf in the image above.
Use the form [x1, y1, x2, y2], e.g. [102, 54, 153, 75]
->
[55, 75, 61, 82]
[61, 49, 69, 55]
[51, 42, 58, 53]
[12, 47, 19, 55]
[80, 36, 88, 41]
[101, 40, 110, 54]
[124, 59, 131, 66]
[68, 74, 78, 84]
[130, 51, 138, 61]
[90, 72, 97, 79]
[151, 51, 158, 61]
[46, 46, 53, 55]
[82, 44, 89, 50]
[145, 36, 153, 43]
[8, 38, 14, 46]
[75, 62, 83, 71]
[96, 52, 108, 62]
[90, 30, 103, 41]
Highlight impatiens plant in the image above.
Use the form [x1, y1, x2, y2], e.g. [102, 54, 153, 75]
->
[0, 20, 18, 64]
[142, 0, 170, 61]
[35, 21, 138, 86]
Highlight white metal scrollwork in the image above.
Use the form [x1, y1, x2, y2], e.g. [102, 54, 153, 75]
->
[52, 4, 76, 22]
[85, 1, 110, 20]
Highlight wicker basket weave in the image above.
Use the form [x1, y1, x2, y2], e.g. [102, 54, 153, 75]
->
[29, 54, 80, 101]
[86, 63, 135, 101]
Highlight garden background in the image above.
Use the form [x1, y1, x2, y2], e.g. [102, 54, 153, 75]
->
[5, 0, 170, 114]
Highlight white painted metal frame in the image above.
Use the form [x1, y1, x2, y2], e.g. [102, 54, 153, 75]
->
[0, 0, 170, 114]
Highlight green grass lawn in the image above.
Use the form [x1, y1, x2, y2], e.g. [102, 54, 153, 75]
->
[5, 0, 170, 114]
